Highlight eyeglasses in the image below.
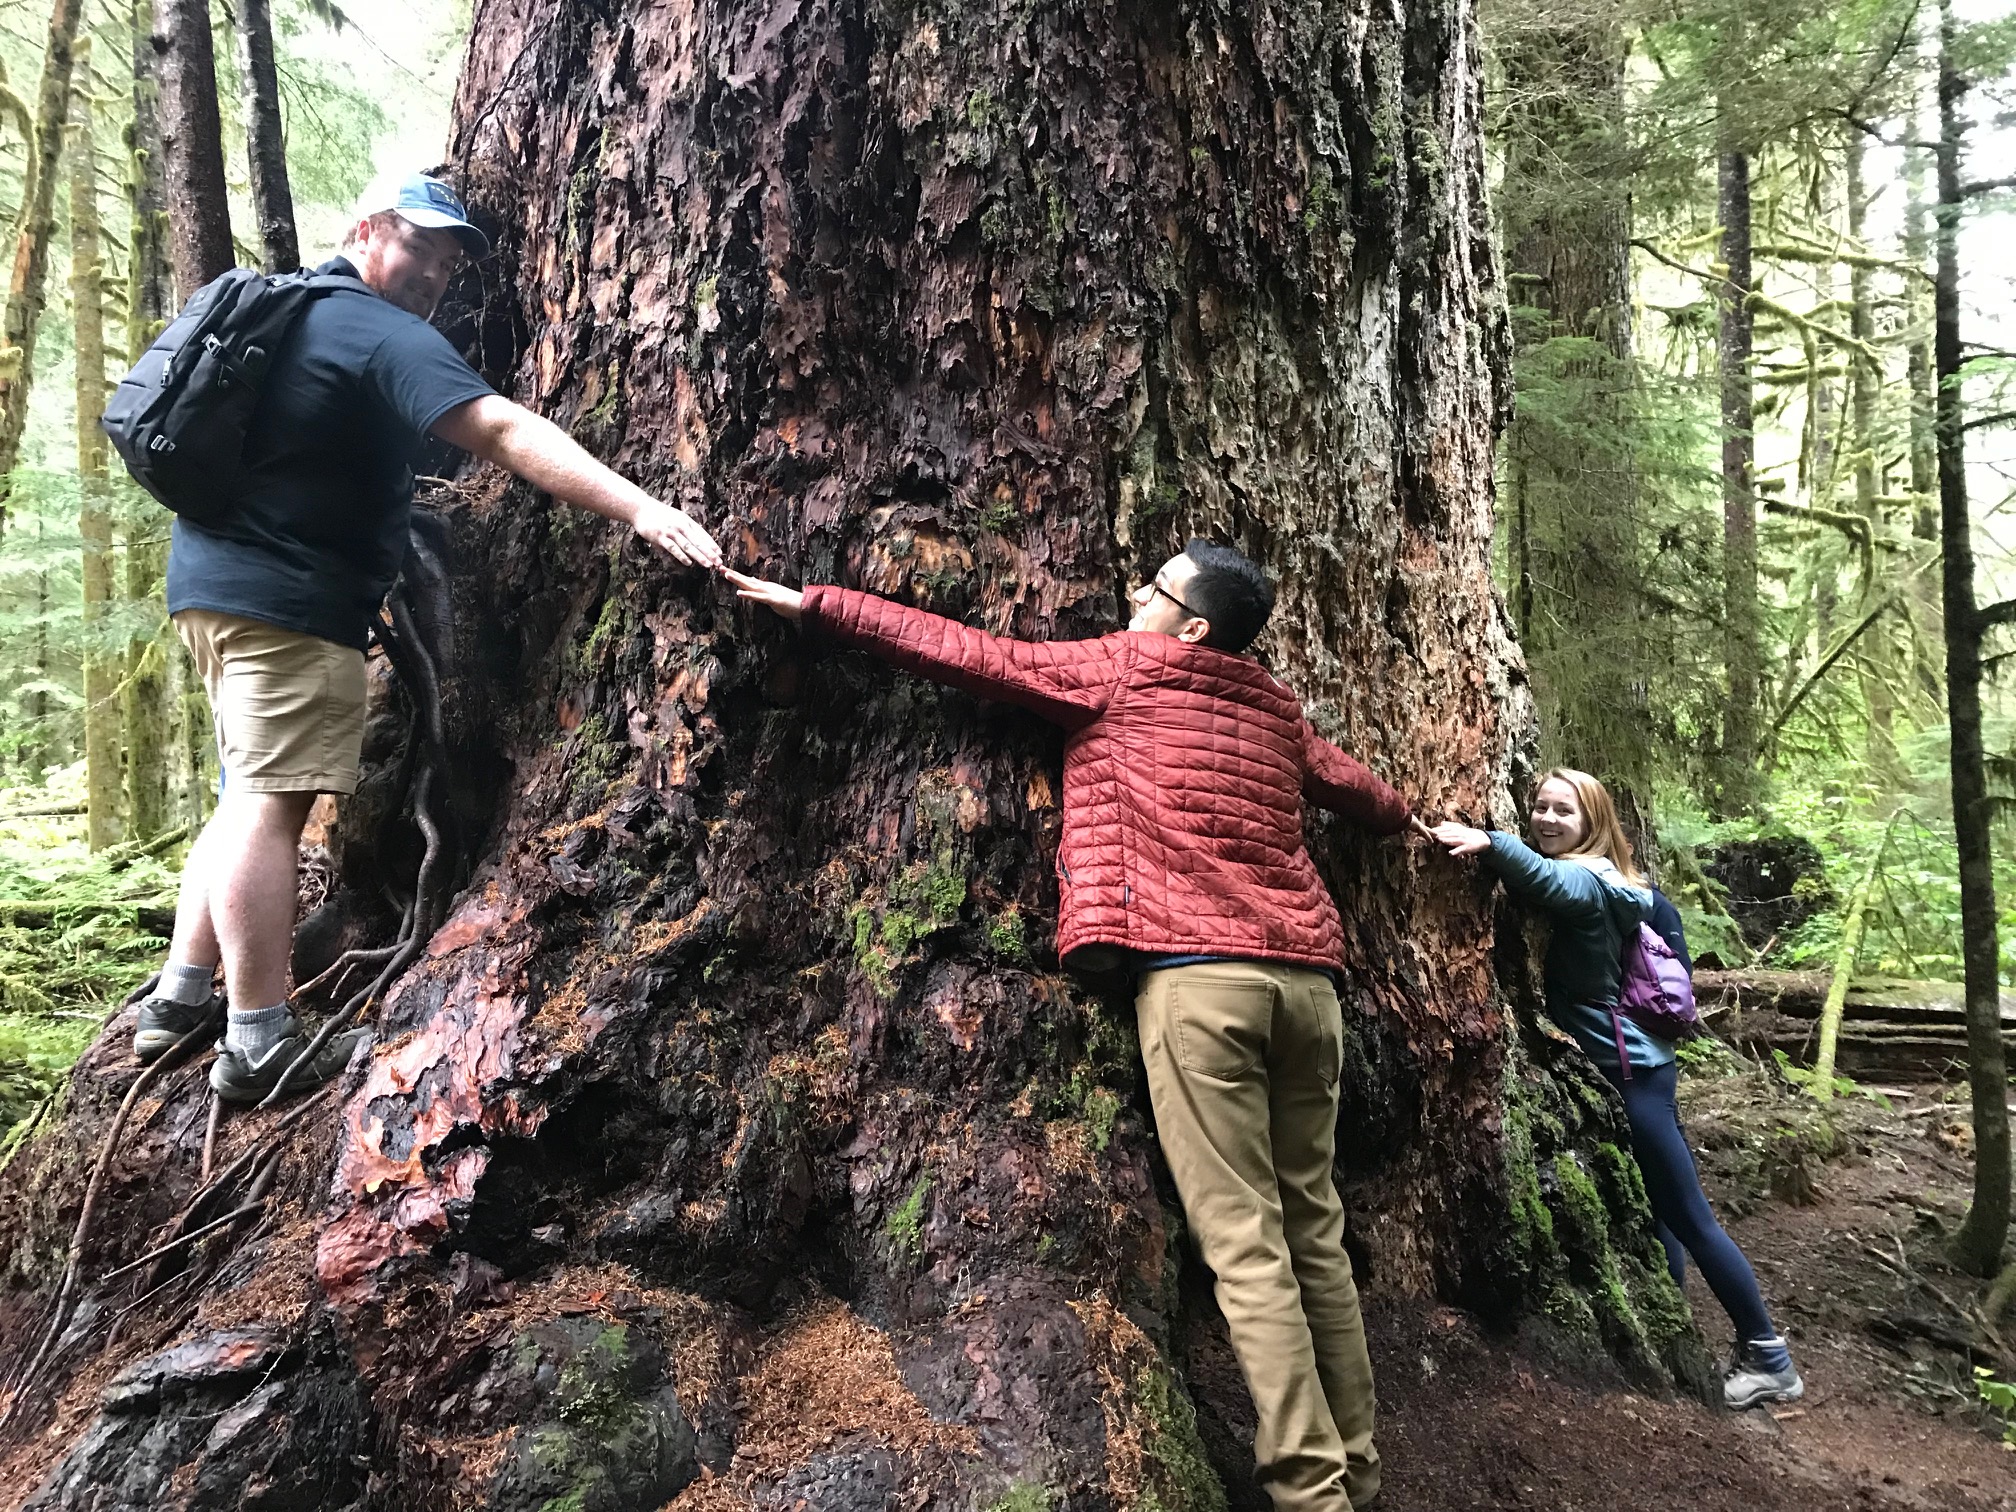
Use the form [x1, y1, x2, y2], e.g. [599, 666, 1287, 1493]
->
[1147, 576, 1203, 620]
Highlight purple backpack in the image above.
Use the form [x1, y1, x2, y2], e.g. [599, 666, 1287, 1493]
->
[1609, 922, 1700, 1079]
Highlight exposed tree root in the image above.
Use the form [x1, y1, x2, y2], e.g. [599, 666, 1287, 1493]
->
[0, 1014, 214, 1429]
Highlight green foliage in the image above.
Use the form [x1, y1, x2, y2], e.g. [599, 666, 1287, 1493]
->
[0, 766, 179, 1131]
[986, 1486, 1052, 1512]
[886, 1172, 932, 1262]
[1975, 1366, 2016, 1446]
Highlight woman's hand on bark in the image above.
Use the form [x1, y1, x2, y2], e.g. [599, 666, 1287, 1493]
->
[724, 569, 804, 621]
[1430, 821, 1492, 858]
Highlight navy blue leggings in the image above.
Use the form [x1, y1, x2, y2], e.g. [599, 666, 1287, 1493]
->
[1605, 1061, 1777, 1343]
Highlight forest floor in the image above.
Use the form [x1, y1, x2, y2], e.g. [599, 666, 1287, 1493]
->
[1364, 1049, 2016, 1512]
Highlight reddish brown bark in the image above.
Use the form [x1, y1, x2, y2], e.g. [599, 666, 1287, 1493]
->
[0, 3, 1708, 1505]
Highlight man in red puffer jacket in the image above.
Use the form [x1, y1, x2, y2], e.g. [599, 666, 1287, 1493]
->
[728, 540, 1411, 1512]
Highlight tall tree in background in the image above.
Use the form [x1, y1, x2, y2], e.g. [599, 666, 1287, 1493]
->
[1933, 0, 2010, 1280]
[69, 47, 119, 851]
[122, 0, 176, 837]
[0, 0, 87, 525]
[152, 0, 233, 293]
[234, 0, 298, 272]
[1492, 2, 1653, 803]
[1716, 129, 1761, 815]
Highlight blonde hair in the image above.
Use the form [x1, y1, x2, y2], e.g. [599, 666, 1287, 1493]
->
[1535, 767, 1645, 887]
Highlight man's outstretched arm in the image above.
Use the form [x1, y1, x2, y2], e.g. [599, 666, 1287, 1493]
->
[1301, 722, 1411, 834]
[432, 395, 722, 569]
[726, 570, 1116, 730]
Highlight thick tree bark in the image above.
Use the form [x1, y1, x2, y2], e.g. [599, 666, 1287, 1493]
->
[0, 0, 87, 530]
[1935, 0, 2010, 1279]
[70, 56, 120, 852]
[122, 0, 173, 840]
[232, 0, 298, 273]
[1718, 141, 1761, 815]
[152, 0, 234, 295]
[0, 3, 1711, 1504]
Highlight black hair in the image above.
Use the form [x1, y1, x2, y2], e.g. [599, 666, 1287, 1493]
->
[1181, 539, 1276, 653]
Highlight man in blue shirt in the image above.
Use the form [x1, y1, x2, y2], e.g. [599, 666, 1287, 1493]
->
[134, 174, 722, 1103]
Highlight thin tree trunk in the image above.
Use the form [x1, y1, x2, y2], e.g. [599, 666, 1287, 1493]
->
[122, 0, 173, 840]
[71, 53, 121, 852]
[1846, 132, 1902, 785]
[0, 0, 88, 530]
[1810, 809, 1901, 1098]
[1719, 140, 1761, 814]
[152, 0, 234, 295]
[1903, 76, 1943, 702]
[233, 0, 297, 272]
[1936, 0, 2010, 1278]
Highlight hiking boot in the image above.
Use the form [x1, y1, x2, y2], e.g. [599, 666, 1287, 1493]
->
[1723, 1336, 1804, 1409]
[209, 1021, 371, 1105]
[132, 991, 226, 1063]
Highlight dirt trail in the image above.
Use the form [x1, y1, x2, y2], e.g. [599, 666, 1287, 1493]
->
[1361, 1057, 2014, 1512]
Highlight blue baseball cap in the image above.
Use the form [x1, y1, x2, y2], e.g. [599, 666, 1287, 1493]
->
[359, 172, 491, 258]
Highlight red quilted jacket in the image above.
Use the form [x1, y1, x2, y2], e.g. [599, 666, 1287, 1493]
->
[803, 587, 1410, 972]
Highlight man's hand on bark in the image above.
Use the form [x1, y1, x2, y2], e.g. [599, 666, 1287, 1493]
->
[724, 569, 804, 621]
[630, 498, 723, 570]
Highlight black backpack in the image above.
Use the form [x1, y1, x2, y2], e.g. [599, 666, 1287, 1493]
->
[102, 266, 374, 525]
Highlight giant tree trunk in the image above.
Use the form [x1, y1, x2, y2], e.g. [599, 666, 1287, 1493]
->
[1935, 0, 2010, 1279]
[0, 3, 1710, 1505]
[121, 0, 174, 841]
[0, 0, 87, 528]
[1717, 140, 1761, 815]
[152, 0, 233, 295]
[70, 55, 120, 852]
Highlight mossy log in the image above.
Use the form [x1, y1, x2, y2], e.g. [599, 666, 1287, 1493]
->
[0, 2, 1709, 1506]
[1700, 968, 2016, 1079]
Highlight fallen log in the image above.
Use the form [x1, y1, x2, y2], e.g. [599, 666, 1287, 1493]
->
[0, 901, 176, 935]
[1697, 969, 2016, 1081]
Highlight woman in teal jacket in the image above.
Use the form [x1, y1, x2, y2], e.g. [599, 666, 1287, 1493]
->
[1432, 769, 1803, 1410]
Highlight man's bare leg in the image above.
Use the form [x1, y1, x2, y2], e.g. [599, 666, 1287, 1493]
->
[133, 815, 229, 1061]
[205, 789, 316, 1013]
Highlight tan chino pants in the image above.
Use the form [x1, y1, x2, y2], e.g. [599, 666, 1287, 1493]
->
[1135, 961, 1379, 1511]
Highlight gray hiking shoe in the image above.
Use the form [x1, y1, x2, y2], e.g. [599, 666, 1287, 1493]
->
[209, 1021, 371, 1105]
[133, 991, 225, 1063]
[1723, 1337, 1804, 1409]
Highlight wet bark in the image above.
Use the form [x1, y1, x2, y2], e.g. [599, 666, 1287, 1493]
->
[232, 0, 298, 273]
[1935, 0, 2010, 1279]
[0, 0, 87, 530]
[71, 56, 121, 852]
[122, 0, 173, 841]
[1718, 140, 1761, 816]
[0, 2, 1711, 1506]
[152, 0, 233, 295]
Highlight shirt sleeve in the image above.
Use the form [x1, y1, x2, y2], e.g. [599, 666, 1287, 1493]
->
[1299, 722, 1410, 833]
[1478, 832, 1610, 919]
[803, 587, 1117, 729]
[362, 318, 495, 446]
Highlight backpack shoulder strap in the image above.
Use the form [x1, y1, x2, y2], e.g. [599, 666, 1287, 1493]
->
[303, 273, 377, 298]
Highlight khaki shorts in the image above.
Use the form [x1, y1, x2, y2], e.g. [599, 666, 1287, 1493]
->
[174, 610, 367, 795]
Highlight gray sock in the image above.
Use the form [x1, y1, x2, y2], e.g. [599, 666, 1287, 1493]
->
[160, 960, 217, 1006]
[224, 1002, 297, 1059]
